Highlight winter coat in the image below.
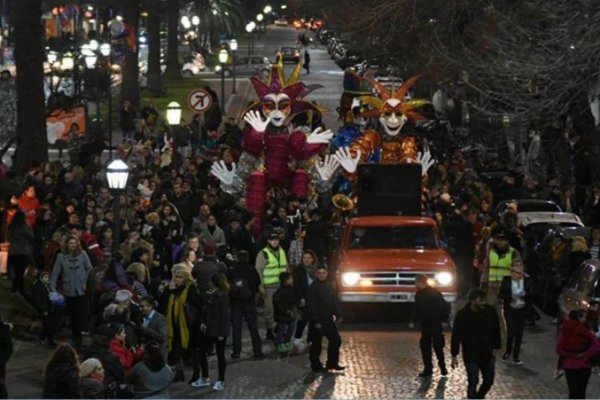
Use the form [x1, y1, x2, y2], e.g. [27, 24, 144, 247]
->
[226, 262, 261, 306]
[451, 303, 501, 363]
[50, 251, 93, 297]
[203, 289, 230, 338]
[273, 285, 297, 324]
[80, 377, 107, 399]
[192, 257, 227, 294]
[109, 339, 144, 374]
[33, 279, 52, 315]
[7, 223, 34, 256]
[199, 225, 226, 248]
[306, 279, 341, 324]
[557, 319, 600, 370]
[413, 285, 450, 328]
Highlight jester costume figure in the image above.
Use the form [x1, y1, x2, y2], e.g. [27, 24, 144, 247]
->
[333, 75, 435, 188]
[211, 63, 336, 231]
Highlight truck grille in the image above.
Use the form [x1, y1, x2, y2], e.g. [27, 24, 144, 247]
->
[359, 271, 430, 287]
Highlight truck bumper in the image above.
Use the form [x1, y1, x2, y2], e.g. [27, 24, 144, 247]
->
[339, 292, 458, 303]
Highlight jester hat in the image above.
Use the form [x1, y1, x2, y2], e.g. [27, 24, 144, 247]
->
[359, 75, 429, 121]
[243, 60, 325, 117]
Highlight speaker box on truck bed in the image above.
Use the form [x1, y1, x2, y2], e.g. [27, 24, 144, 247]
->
[356, 164, 422, 216]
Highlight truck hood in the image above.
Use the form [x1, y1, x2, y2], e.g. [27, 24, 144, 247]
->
[339, 249, 455, 272]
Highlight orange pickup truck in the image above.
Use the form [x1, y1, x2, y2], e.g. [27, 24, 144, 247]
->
[336, 216, 458, 306]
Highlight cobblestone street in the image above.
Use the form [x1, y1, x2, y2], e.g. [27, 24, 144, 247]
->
[7, 310, 600, 399]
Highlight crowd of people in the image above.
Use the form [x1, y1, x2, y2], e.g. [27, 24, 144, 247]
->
[1, 77, 600, 399]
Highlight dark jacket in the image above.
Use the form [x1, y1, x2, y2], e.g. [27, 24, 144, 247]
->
[203, 289, 230, 338]
[192, 257, 227, 294]
[497, 276, 533, 311]
[413, 285, 449, 328]
[42, 363, 80, 399]
[273, 285, 296, 323]
[80, 377, 107, 399]
[226, 261, 261, 305]
[7, 223, 34, 256]
[292, 266, 312, 306]
[141, 310, 168, 360]
[303, 220, 328, 262]
[306, 279, 341, 323]
[33, 279, 52, 315]
[451, 303, 501, 363]
[0, 323, 12, 367]
[82, 334, 126, 392]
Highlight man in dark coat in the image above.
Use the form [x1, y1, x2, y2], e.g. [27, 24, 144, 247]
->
[192, 245, 227, 294]
[413, 274, 449, 377]
[302, 210, 329, 264]
[306, 265, 344, 372]
[226, 250, 264, 358]
[139, 296, 168, 361]
[451, 289, 501, 399]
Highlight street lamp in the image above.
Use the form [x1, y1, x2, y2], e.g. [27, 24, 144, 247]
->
[264, 5, 272, 14]
[246, 22, 256, 56]
[106, 159, 129, 253]
[256, 13, 264, 22]
[166, 101, 182, 126]
[230, 39, 238, 94]
[192, 15, 200, 26]
[218, 48, 229, 112]
[181, 15, 191, 29]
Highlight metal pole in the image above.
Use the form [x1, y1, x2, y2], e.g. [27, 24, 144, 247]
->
[112, 190, 121, 253]
[232, 50, 237, 94]
[220, 65, 225, 113]
[95, 68, 100, 124]
[108, 59, 113, 158]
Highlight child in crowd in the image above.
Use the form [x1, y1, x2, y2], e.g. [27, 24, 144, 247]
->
[273, 272, 297, 357]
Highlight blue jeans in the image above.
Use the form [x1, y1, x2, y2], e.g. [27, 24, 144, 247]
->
[230, 302, 262, 356]
[276, 321, 296, 347]
[465, 357, 495, 399]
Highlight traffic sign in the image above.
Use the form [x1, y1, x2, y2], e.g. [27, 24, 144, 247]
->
[187, 88, 213, 113]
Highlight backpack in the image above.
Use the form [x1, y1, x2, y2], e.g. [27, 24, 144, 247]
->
[230, 277, 253, 300]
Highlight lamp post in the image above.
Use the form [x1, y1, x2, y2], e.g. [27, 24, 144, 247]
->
[100, 43, 113, 157]
[245, 22, 256, 56]
[256, 13, 264, 34]
[166, 101, 182, 126]
[230, 39, 238, 94]
[106, 159, 129, 253]
[263, 5, 272, 14]
[218, 48, 229, 113]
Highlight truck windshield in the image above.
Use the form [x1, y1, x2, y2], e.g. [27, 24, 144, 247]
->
[349, 225, 438, 249]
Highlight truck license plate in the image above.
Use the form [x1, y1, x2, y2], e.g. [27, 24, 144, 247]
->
[389, 293, 409, 302]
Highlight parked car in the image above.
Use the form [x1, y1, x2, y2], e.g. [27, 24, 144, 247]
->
[495, 199, 562, 219]
[214, 56, 272, 78]
[336, 50, 364, 70]
[558, 259, 600, 322]
[274, 17, 288, 26]
[276, 47, 300, 64]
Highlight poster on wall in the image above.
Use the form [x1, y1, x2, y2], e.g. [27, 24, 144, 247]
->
[46, 106, 86, 144]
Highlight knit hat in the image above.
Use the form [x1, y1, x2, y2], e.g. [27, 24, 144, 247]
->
[115, 289, 132, 304]
[79, 358, 103, 378]
[126, 262, 146, 282]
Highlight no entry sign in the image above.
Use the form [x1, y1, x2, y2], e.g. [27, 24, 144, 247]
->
[187, 88, 213, 113]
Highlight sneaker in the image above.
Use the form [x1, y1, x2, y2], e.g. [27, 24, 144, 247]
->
[502, 352, 511, 361]
[327, 365, 346, 371]
[513, 359, 524, 366]
[553, 370, 564, 380]
[418, 370, 433, 378]
[191, 377, 211, 388]
[440, 368, 448, 377]
[212, 381, 225, 391]
[312, 366, 327, 373]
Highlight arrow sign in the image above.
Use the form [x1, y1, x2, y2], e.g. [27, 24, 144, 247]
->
[187, 88, 213, 113]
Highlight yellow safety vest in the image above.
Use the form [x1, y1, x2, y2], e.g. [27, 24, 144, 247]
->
[262, 247, 288, 287]
[488, 247, 515, 283]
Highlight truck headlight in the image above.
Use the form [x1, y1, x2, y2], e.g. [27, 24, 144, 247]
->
[434, 272, 453, 287]
[342, 272, 361, 286]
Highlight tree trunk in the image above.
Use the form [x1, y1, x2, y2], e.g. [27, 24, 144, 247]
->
[120, 0, 140, 107]
[165, 0, 180, 77]
[11, 0, 47, 174]
[146, 0, 163, 95]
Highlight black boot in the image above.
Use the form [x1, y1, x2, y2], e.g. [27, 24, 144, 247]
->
[173, 369, 185, 382]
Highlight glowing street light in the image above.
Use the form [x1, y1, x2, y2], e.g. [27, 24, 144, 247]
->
[256, 13, 264, 22]
[181, 16, 191, 29]
[192, 15, 200, 26]
[263, 5, 272, 13]
[166, 101, 182, 126]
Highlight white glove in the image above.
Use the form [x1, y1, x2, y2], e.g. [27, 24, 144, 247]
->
[243, 110, 271, 132]
[307, 127, 334, 144]
[334, 147, 362, 173]
[315, 154, 339, 181]
[416, 150, 435, 176]
[210, 161, 237, 185]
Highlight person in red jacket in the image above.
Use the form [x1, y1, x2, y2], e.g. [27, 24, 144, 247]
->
[556, 309, 600, 399]
[16, 184, 40, 226]
[107, 324, 143, 374]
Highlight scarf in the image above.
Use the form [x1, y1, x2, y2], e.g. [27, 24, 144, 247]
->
[166, 285, 190, 351]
